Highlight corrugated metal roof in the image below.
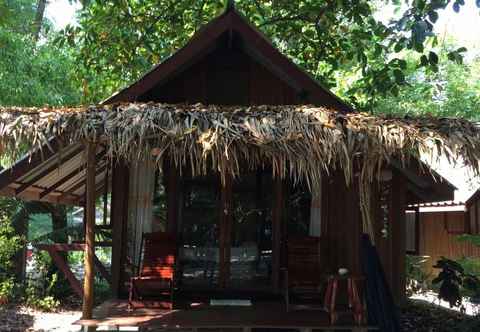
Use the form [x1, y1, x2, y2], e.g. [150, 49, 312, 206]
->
[0, 142, 110, 206]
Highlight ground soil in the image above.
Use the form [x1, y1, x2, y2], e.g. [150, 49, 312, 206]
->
[401, 299, 480, 332]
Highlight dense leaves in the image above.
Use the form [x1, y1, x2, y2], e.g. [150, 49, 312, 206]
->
[59, 0, 479, 108]
[432, 257, 480, 308]
[0, 0, 84, 107]
[374, 43, 480, 119]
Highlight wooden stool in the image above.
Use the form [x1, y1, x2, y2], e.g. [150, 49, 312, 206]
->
[324, 274, 365, 325]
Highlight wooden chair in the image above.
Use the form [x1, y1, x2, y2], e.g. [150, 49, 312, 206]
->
[283, 236, 325, 312]
[129, 231, 177, 310]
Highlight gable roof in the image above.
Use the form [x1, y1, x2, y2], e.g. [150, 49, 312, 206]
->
[104, 7, 353, 112]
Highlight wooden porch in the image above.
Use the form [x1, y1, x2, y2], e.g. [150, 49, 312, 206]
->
[75, 299, 378, 331]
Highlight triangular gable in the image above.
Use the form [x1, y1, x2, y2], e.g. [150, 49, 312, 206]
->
[105, 7, 353, 112]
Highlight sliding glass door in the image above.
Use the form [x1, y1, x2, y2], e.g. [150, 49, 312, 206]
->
[177, 170, 274, 292]
[227, 171, 273, 291]
[178, 175, 221, 289]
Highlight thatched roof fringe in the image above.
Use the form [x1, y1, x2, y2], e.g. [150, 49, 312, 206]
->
[2, 102, 479, 180]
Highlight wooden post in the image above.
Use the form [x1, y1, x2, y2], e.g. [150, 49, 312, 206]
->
[82, 142, 97, 319]
[110, 161, 129, 298]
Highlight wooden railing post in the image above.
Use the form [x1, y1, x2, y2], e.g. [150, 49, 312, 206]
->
[82, 142, 97, 319]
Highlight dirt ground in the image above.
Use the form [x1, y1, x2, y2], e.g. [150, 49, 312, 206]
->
[0, 306, 81, 332]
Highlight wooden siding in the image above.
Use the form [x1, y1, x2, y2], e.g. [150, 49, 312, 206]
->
[138, 33, 299, 106]
[321, 171, 362, 275]
[372, 170, 407, 303]
[466, 200, 480, 234]
[418, 211, 480, 276]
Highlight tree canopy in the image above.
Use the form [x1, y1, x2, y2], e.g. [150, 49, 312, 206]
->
[60, 0, 479, 108]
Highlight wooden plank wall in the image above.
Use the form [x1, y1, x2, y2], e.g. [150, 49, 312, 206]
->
[139, 40, 300, 106]
[372, 170, 406, 304]
[418, 210, 480, 276]
[321, 171, 362, 275]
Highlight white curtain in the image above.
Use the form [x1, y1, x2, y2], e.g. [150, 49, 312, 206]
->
[127, 159, 155, 267]
[309, 177, 322, 237]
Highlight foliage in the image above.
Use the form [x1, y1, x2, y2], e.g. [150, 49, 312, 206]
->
[406, 255, 431, 296]
[0, 277, 15, 304]
[457, 233, 480, 247]
[0, 217, 22, 274]
[23, 250, 66, 310]
[374, 45, 480, 119]
[0, 0, 86, 107]
[432, 257, 480, 308]
[25, 274, 60, 312]
[58, 0, 478, 108]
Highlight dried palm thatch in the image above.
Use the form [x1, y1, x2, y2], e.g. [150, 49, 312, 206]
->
[1, 103, 479, 238]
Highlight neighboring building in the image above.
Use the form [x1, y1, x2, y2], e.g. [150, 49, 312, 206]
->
[406, 201, 480, 275]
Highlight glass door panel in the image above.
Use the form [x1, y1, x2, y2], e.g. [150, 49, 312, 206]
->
[228, 171, 273, 291]
[179, 175, 220, 289]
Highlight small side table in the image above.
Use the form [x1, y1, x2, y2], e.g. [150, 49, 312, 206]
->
[323, 274, 365, 325]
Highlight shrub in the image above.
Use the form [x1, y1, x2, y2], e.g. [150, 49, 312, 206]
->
[0, 277, 14, 305]
[432, 257, 480, 310]
[25, 273, 60, 311]
[0, 215, 23, 303]
[0, 216, 23, 273]
[406, 255, 431, 296]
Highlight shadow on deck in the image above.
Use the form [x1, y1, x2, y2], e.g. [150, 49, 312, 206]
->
[74, 300, 378, 331]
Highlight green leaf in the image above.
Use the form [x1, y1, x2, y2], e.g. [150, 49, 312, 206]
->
[428, 10, 439, 23]
[393, 69, 405, 83]
[428, 51, 439, 65]
[420, 54, 429, 66]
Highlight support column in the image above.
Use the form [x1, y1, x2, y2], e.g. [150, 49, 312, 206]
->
[110, 160, 129, 298]
[82, 142, 97, 319]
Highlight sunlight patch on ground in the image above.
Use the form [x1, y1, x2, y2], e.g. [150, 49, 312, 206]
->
[410, 291, 480, 316]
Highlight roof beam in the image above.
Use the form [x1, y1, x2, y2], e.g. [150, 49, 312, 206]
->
[0, 139, 63, 191]
[15, 145, 84, 196]
[77, 174, 111, 206]
[39, 151, 106, 200]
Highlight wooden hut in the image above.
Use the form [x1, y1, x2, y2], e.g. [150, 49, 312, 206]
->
[0, 6, 478, 330]
[466, 189, 480, 234]
[405, 198, 480, 276]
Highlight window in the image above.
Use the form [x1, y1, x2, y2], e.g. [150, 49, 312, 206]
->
[286, 181, 314, 237]
[152, 170, 167, 232]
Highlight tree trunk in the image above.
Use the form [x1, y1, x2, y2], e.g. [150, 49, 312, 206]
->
[51, 205, 67, 243]
[33, 0, 47, 42]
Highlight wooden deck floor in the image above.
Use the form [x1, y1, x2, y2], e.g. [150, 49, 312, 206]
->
[75, 300, 377, 331]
